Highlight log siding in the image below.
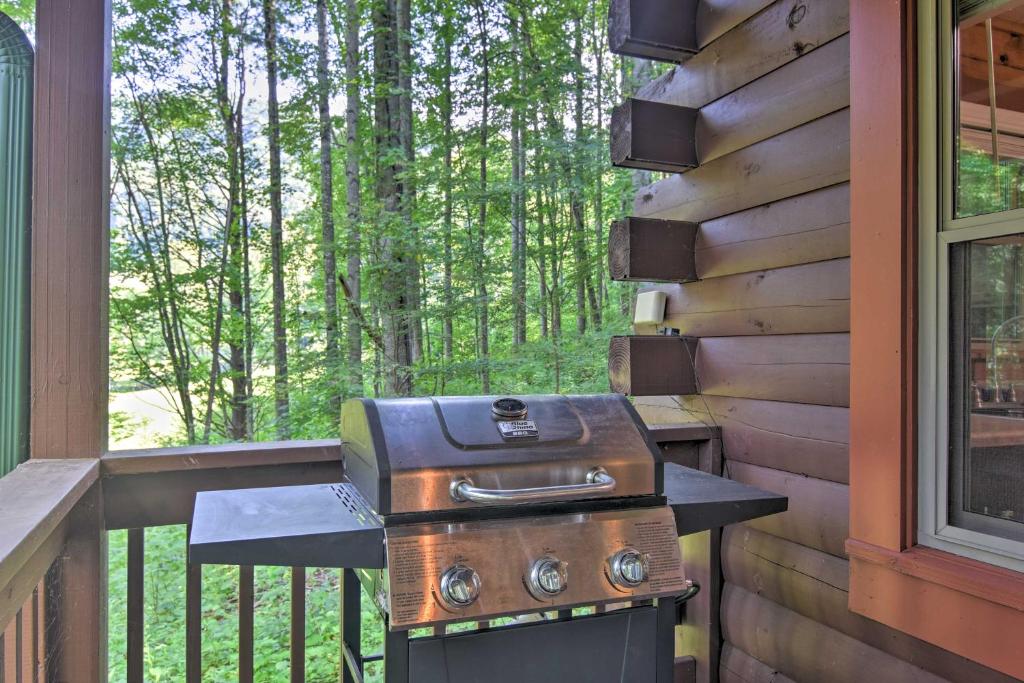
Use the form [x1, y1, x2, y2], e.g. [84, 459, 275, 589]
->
[620, 1, 1010, 680]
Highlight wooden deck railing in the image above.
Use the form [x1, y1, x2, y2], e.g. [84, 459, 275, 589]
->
[0, 440, 343, 683]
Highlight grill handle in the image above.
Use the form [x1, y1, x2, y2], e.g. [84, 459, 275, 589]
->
[449, 467, 616, 504]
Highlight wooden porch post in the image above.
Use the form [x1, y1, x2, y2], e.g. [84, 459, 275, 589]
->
[31, 0, 110, 462]
[31, 0, 111, 681]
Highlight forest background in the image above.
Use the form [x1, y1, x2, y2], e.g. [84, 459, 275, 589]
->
[0, 0, 660, 678]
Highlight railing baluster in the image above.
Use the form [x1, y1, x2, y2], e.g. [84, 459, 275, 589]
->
[239, 565, 254, 683]
[185, 525, 202, 683]
[13, 609, 21, 683]
[127, 528, 145, 683]
[20, 598, 34, 683]
[30, 588, 39, 683]
[291, 567, 305, 683]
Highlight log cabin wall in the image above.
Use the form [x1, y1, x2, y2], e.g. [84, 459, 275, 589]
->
[609, 1, 1016, 682]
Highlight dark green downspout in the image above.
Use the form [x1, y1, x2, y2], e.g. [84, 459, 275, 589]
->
[0, 12, 32, 477]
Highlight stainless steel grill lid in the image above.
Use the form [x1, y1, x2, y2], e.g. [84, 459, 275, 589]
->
[341, 394, 663, 517]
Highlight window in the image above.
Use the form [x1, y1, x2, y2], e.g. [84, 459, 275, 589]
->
[920, 0, 1024, 571]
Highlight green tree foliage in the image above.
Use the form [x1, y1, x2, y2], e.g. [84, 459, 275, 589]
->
[97, 0, 638, 447]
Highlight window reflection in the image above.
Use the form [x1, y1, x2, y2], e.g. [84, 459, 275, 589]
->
[953, 235, 1024, 537]
[957, 4, 1024, 217]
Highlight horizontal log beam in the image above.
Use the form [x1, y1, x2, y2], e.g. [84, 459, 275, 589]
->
[608, 0, 698, 62]
[611, 99, 698, 173]
[696, 183, 850, 280]
[727, 460, 849, 558]
[608, 335, 698, 396]
[635, 109, 850, 224]
[617, 185, 850, 285]
[644, 259, 850, 337]
[720, 643, 796, 683]
[696, 34, 850, 165]
[609, 217, 698, 282]
[694, 334, 849, 407]
[721, 584, 947, 683]
[722, 526, 1018, 683]
[673, 395, 849, 484]
[638, 0, 848, 109]
[696, 0, 775, 48]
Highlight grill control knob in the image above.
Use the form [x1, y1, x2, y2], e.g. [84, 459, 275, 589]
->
[439, 565, 481, 608]
[528, 557, 568, 600]
[610, 548, 649, 588]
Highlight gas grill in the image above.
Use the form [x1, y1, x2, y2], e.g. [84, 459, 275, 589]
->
[190, 394, 786, 683]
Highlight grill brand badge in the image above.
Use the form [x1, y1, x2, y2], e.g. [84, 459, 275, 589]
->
[497, 419, 539, 439]
[492, 397, 538, 439]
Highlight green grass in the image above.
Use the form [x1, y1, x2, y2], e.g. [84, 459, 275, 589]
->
[107, 526, 386, 682]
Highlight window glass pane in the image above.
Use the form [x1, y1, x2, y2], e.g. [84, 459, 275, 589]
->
[950, 234, 1024, 541]
[956, 2, 1024, 217]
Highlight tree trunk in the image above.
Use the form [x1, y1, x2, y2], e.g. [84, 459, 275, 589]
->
[216, 0, 247, 441]
[591, 8, 606, 313]
[374, 0, 413, 396]
[239, 115, 255, 440]
[572, 14, 600, 334]
[343, 0, 363, 395]
[263, 0, 290, 437]
[510, 6, 526, 346]
[316, 0, 341, 413]
[397, 0, 422, 366]
[473, 0, 490, 393]
[442, 7, 455, 362]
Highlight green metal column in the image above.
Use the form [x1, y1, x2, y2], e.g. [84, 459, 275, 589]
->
[0, 12, 32, 476]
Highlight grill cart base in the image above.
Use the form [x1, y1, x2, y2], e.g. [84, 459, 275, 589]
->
[360, 602, 674, 683]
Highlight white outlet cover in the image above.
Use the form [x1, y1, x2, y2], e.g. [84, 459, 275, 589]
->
[633, 290, 667, 326]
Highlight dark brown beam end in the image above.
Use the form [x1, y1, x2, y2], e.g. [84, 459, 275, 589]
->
[609, 217, 698, 282]
[608, 335, 698, 396]
[611, 99, 699, 173]
[608, 0, 699, 63]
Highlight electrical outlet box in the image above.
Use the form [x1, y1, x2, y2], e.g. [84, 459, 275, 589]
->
[633, 290, 667, 326]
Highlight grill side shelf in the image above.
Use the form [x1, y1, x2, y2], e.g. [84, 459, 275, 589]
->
[189, 482, 385, 569]
[664, 462, 787, 536]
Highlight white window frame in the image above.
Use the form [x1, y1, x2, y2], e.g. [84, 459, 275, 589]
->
[918, 0, 1024, 573]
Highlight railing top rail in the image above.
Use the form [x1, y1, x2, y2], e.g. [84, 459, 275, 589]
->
[101, 439, 342, 476]
[0, 458, 98, 626]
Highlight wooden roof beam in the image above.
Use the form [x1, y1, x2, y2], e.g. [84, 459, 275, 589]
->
[609, 217, 698, 283]
[608, 0, 699, 63]
[611, 98, 698, 173]
[608, 335, 698, 396]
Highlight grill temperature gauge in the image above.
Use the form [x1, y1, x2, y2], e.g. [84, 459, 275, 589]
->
[439, 565, 481, 608]
[610, 548, 650, 588]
